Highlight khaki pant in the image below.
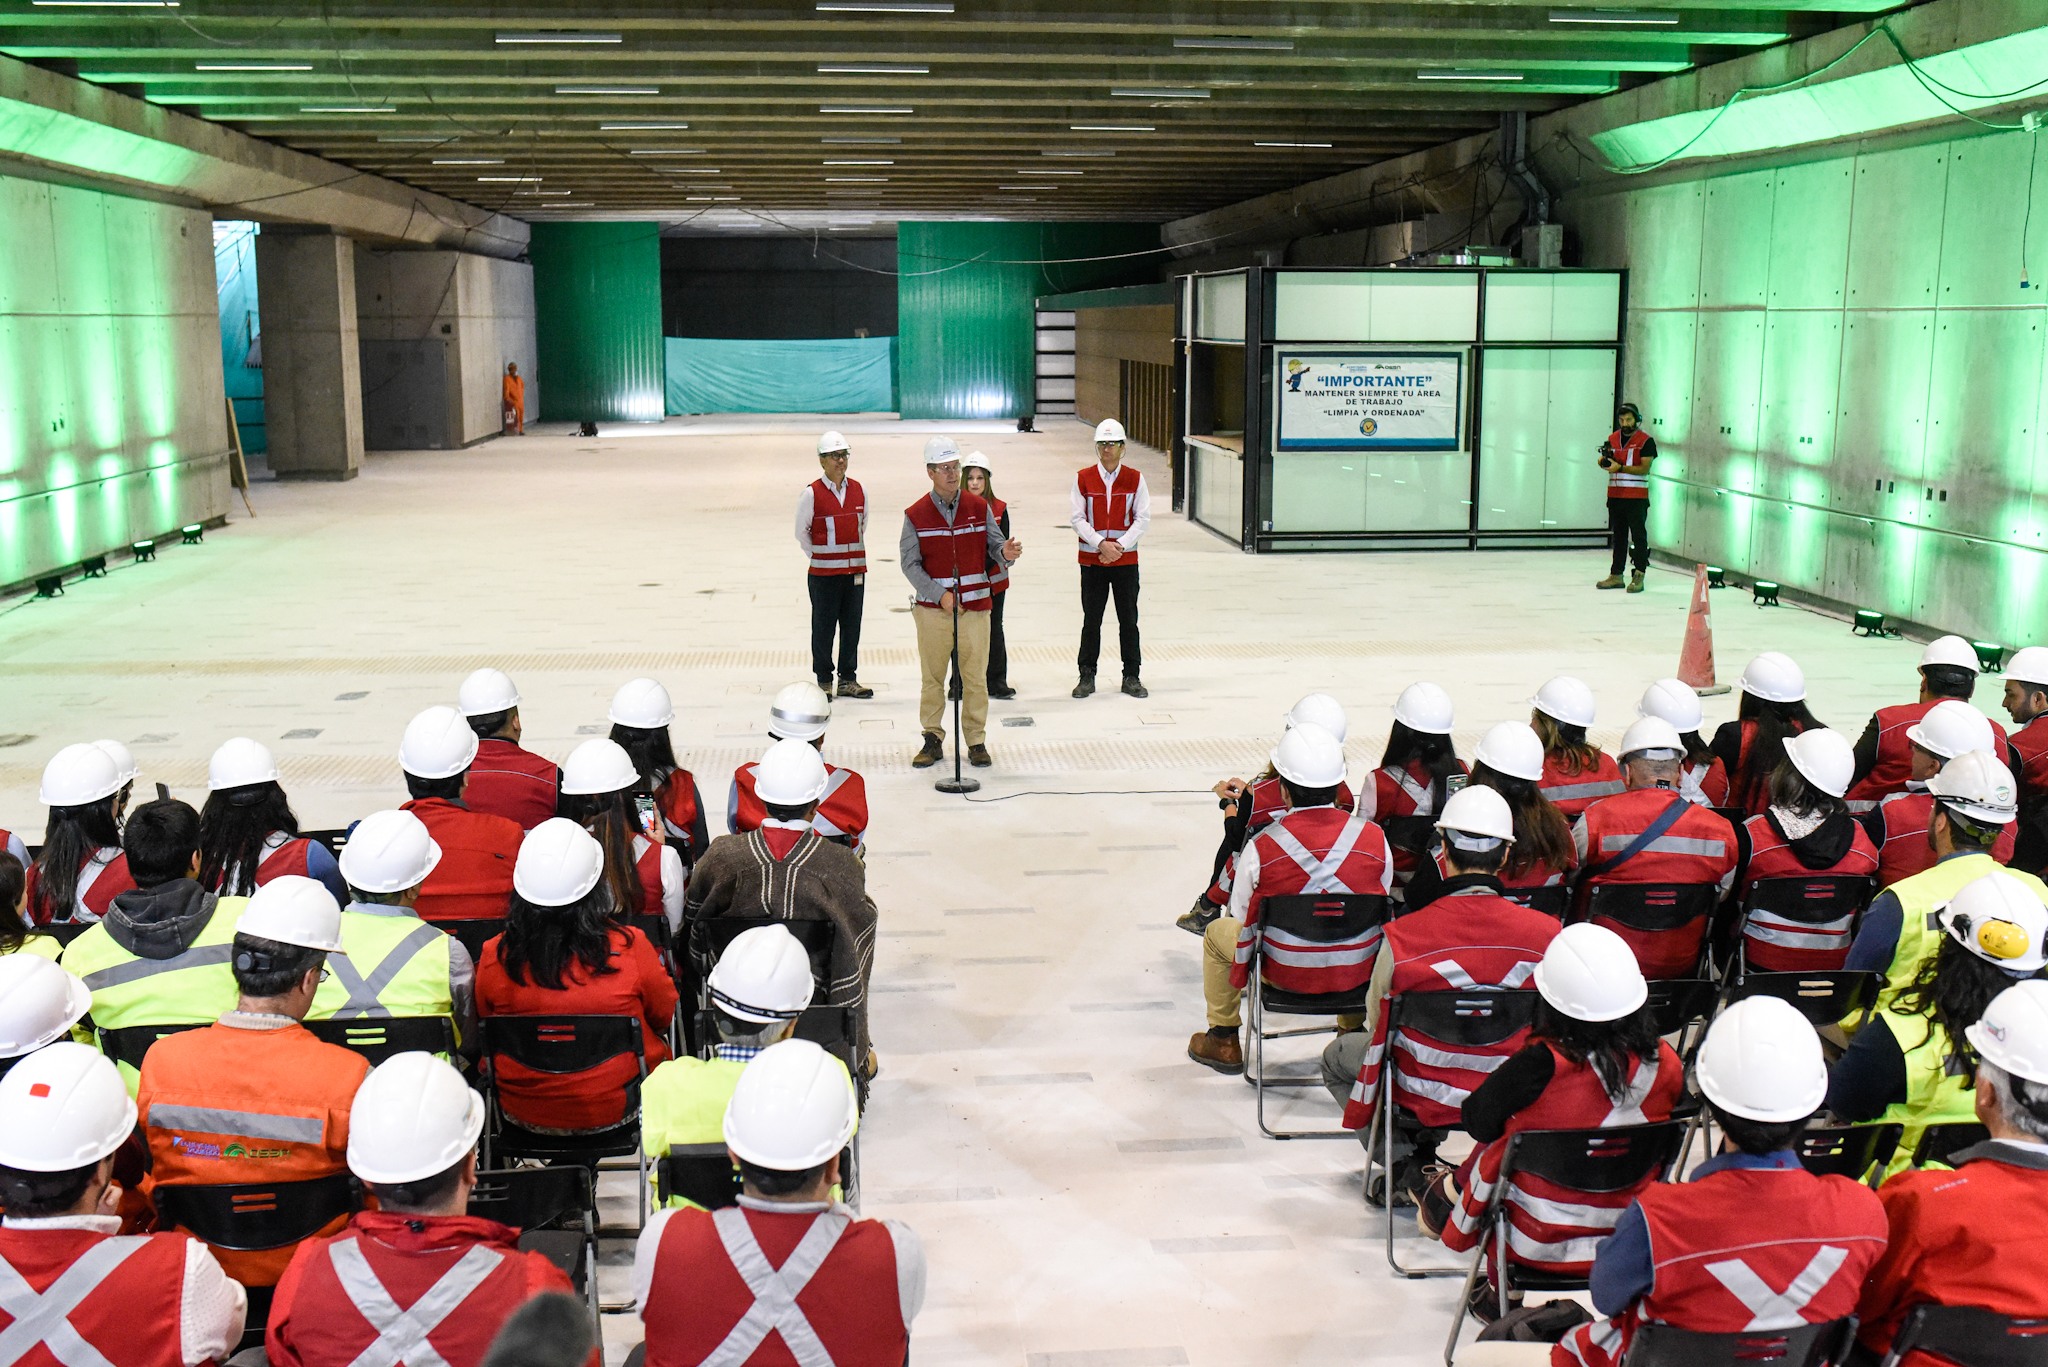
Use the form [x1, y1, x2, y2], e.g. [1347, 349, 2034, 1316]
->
[914, 604, 990, 747]
[1205, 915, 1370, 1035]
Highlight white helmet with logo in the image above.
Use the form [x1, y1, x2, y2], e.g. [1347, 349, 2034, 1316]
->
[817, 430, 850, 456]
[922, 435, 961, 466]
[1926, 750, 2020, 828]
[0, 1043, 136, 1172]
[1967, 979, 2048, 1085]
[1093, 418, 1126, 444]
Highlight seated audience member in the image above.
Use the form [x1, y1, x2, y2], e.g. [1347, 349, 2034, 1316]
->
[458, 668, 562, 831]
[398, 705, 522, 922]
[1188, 723, 1391, 1077]
[1331, 785, 1559, 1204]
[61, 799, 243, 1093]
[91, 738, 141, 826]
[139, 875, 369, 1289]
[266, 1052, 594, 1367]
[1404, 722, 1576, 912]
[197, 737, 346, 905]
[559, 738, 684, 933]
[1828, 869, 2047, 1180]
[480, 1293, 597, 1367]
[1862, 701, 2016, 887]
[1855, 979, 2048, 1363]
[0, 1043, 246, 1365]
[635, 1040, 922, 1367]
[1711, 653, 1822, 819]
[0, 953, 91, 1077]
[1, 813, 27, 871]
[1357, 682, 1468, 887]
[1530, 677, 1624, 820]
[727, 683, 870, 855]
[1846, 634, 2009, 807]
[1731, 728, 1880, 972]
[0, 850, 63, 960]
[25, 743, 134, 925]
[608, 677, 713, 871]
[1555, 996, 1886, 1367]
[313, 808, 473, 1047]
[1637, 678, 1729, 807]
[2003, 647, 2048, 874]
[1419, 924, 1683, 1321]
[476, 819, 677, 1132]
[688, 740, 878, 1074]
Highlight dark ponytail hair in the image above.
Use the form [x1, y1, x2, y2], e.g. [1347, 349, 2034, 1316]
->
[1379, 720, 1463, 814]
[1472, 762, 1574, 881]
[0, 852, 31, 952]
[30, 800, 122, 925]
[556, 788, 646, 919]
[1730, 695, 1823, 814]
[607, 724, 676, 794]
[197, 782, 300, 896]
[1533, 997, 1662, 1104]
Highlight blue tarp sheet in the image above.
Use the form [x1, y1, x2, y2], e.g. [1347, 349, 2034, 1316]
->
[664, 335, 898, 414]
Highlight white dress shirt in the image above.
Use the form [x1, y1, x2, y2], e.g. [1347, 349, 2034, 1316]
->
[795, 475, 865, 563]
[1069, 461, 1151, 552]
[1, 1213, 247, 1367]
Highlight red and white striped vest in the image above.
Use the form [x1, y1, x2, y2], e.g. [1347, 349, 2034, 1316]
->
[1684, 757, 1729, 808]
[730, 762, 869, 854]
[1737, 814, 1880, 971]
[1208, 777, 1360, 905]
[0, 1226, 191, 1367]
[2013, 716, 2048, 805]
[1357, 759, 1470, 879]
[807, 478, 867, 577]
[1228, 806, 1392, 995]
[985, 495, 1010, 592]
[1075, 463, 1141, 566]
[1577, 789, 1738, 978]
[1540, 752, 1626, 819]
[24, 847, 133, 926]
[1871, 789, 2017, 889]
[905, 491, 993, 610]
[1604, 429, 1651, 499]
[1845, 703, 2011, 810]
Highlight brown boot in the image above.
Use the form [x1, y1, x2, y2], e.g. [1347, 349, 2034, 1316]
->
[967, 744, 992, 768]
[1595, 574, 1626, 590]
[1626, 570, 1646, 593]
[911, 732, 944, 768]
[1187, 1028, 1244, 1075]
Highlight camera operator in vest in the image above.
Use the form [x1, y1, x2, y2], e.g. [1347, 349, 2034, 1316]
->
[457, 668, 561, 832]
[398, 705, 524, 922]
[1862, 701, 2017, 887]
[1331, 786, 1560, 1206]
[1730, 728, 1879, 973]
[1555, 996, 1887, 1367]
[1188, 723, 1392, 1076]
[266, 1053, 592, 1367]
[2000, 647, 2048, 875]
[1070, 418, 1151, 699]
[730, 683, 870, 856]
[797, 431, 873, 699]
[635, 1040, 923, 1367]
[1847, 635, 2015, 809]
[1594, 403, 1655, 593]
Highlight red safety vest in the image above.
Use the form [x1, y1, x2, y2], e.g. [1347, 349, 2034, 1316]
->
[1736, 813, 1881, 971]
[1357, 759, 1471, 878]
[464, 739, 560, 832]
[1444, 1041, 1683, 1273]
[256, 833, 314, 884]
[1604, 429, 1652, 499]
[985, 495, 1010, 592]
[401, 798, 521, 922]
[24, 848, 133, 926]
[1205, 776, 1360, 907]
[730, 762, 869, 853]
[1847, 703, 2014, 808]
[0, 1225, 193, 1367]
[1075, 463, 1142, 566]
[642, 1204, 912, 1367]
[632, 834, 668, 916]
[1557, 1164, 1888, 1367]
[1341, 888, 1559, 1130]
[1227, 806, 1393, 995]
[1685, 757, 1730, 808]
[1576, 789, 1738, 978]
[807, 478, 867, 577]
[2013, 716, 2048, 804]
[1540, 752, 1626, 820]
[1870, 790, 2017, 890]
[655, 770, 705, 857]
[905, 491, 994, 610]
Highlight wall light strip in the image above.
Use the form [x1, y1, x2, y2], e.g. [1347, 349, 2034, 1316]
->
[497, 31, 623, 42]
[1172, 36, 1294, 50]
[433, 158, 503, 164]
[821, 105, 912, 113]
[816, 2, 953, 10]
[477, 175, 542, 182]
[195, 62, 312, 70]
[627, 148, 705, 155]
[1071, 124, 1153, 131]
[556, 85, 659, 94]
[1253, 140, 1332, 147]
[818, 63, 930, 73]
[670, 168, 725, 174]
[826, 176, 888, 181]
[998, 184, 1058, 189]
[1416, 70, 1524, 80]
[1042, 150, 1115, 157]
[300, 105, 395, 112]
[1547, 9, 1678, 22]
[601, 122, 689, 130]
[822, 135, 901, 143]
[1110, 87, 1209, 98]
[1012, 168, 1083, 174]
[823, 159, 894, 164]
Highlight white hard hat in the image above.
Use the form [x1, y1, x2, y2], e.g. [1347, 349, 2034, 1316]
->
[1393, 682, 1455, 735]
[1738, 652, 1807, 703]
[399, 705, 480, 781]
[1938, 870, 2048, 974]
[236, 874, 345, 952]
[1696, 995, 1828, 1123]
[922, 435, 961, 465]
[1967, 979, 2048, 1085]
[1270, 722, 1346, 789]
[1908, 699, 1996, 762]
[0, 956, 91, 1059]
[560, 738, 639, 797]
[39, 744, 124, 807]
[513, 818, 605, 907]
[2007, 646, 2048, 688]
[208, 737, 280, 791]
[1533, 923, 1647, 1022]
[1093, 418, 1127, 444]
[1530, 676, 1597, 729]
[1783, 727, 1856, 799]
[1920, 634, 1981, 673]
[0, 1043, 136, 1172]
[338, 809, 443, 896]
[817, 430, 850, 456]
[723, 1039, 858, 1171]
[1284, 693, 1348, 744]
[961, 450, 993, 474]
[1926, 750, 2020, 827]
[755, 738, 830, 807]
[708, 925, 817, 1024]
[1474, 721, 1545, 783]
[1436, 785, 1515, 847]
[457, 667, 521, 718]
[91, 740, 140, 786]
[1618, 716, 1685, 762]
[608, 677, 675, 730]
[769, 681, 832, 742]
[1637, 679, 1703, 734]
[347, 1052, 486, 1185]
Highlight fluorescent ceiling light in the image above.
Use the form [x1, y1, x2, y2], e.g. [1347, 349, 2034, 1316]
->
[33, 1, 178, 6]
[628, 148, 705, 155]
[1013, 168, 1082, 174]
[713, 196, 740, 200]
[433, 158, 503, 164]
[1417, 70, 1524, 81]
[377, 135, 446, 142]
[195, 62, 312, 71]
[601, 122, 688, 130]
[669, 168, 725, 174]
[998, 184, 1058, 189]
[301, 105, 395, 112]
[497, 31, 623, 42]
[821, 105, 912, 113]
[516, 189, 573, 195]
[1547, 9, 1678, 22]
[822, 135, 900, 143]
[823, 159, 894, 164]
[1173, 36, 1294, 50]
[818, 63, 929, 73]
[529, 202, 594, 207]
[826, 176, 888, 181]
[1111, 87, 1209, 98]
[1254, 140, 1332, 147]
[556, 85, 658, 94]
[477, 175, 542, 182]
[816, 2, 953, 10]
[1043, 150, 1116, 157]
[1071, 124, 1153, 131]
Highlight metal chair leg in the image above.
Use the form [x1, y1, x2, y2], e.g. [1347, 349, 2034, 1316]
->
[1444, 1240, 1487, 1367]
[1383, 1094, 1467, 1278]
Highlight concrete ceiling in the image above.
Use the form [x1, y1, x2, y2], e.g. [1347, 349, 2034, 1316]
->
[1, 0, 1876, 235]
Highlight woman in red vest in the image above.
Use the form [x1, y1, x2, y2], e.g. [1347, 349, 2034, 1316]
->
[607, 677, 710, 872]
[557, 739, 682, 933]
[1530, 676, 1625, 819]
[1360, 682, 1468, 885]
[1405, 721, 1576, 912]
[955, 452, 1016, 700]
[197, 737, 345, 905]
[24, 744, 133, 927]
[1733, 728, 1880, 972]
[1712, 653, 1824, 819]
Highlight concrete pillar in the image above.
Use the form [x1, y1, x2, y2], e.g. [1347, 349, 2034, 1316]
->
[253, 228, 364, 480]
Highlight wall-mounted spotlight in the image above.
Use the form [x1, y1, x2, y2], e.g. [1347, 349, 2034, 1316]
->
[1704, 566, 1726, 589]
[34, 576, 63, 598]
[180, 524, 204, 545]
[131, 540, 156, 562]
[1973, 641, 2007, 673]
[81, 555, 108, 578]
[1852, 609, 1890, 637]
[1752, 581, 1781, 607]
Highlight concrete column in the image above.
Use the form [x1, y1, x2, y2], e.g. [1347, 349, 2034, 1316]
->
[253, 228, 364, 480]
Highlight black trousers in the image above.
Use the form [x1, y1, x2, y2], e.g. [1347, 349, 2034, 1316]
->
[1608, 498, 1650, 575]
[807, 574, 864, 684]
[950, 588, 1010, 692]
[1078, 562, 1141, 677]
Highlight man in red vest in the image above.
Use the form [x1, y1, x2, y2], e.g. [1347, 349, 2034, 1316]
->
[635, 1039, 923, 1367]
[267, 1052, 591, 1367]
[1070, 418, 1152, 698]
[1594, 402, 1655, 593]
[1847, 634, 2014, 808]
[1861, 700, 2016, 887]
[2004, 647, 2048, 874]
[0, 1043, 246, 1367]
[397, 705, 522, 922]
[728, 682, 870, 855]
[1557, 996, 1887, 1367]
[456, 668, 560, 831]
[898, 435, 1021, 771]
[796, 431, 873, 700]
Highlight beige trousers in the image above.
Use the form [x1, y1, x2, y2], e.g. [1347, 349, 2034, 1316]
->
[914, 604, 990, 746]
[1203, 915, 1244, 1028]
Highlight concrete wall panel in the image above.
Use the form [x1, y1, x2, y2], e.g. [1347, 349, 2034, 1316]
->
[1924, 309, 2042, 541]
[1766, 162, 1853, 310]
[1844, 145, 1948, 311]
[1756, 311, 1841, 504]
[1624, 182, 1704, 310]
[1699, 170, 1774, 310]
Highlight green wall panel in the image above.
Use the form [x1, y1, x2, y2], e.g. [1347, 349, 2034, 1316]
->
[529, 221, 663, 423]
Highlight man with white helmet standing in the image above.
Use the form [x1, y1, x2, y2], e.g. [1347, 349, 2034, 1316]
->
[797, 430, 873, 700]
[1862, 700, 2016, 887]
[636, 1039, 922, 1367]
[729, 682, 870, 855]
[2000, 646, 2048, 874]
[1070, 417, 1151, 699]
[397, 705, 523, 922]
[457, 668, 561, 832]
[312, 808, 472, 1048]
[1847, 634, 2015, 807]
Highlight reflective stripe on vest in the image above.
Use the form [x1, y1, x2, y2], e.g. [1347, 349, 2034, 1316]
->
[808, 479, 867, 575]
[1606, 429, 1650, 492]
[1867, 857, 2047, 1021]
[702, 1205, 850, 1367]
[1385, 767, 1431, 816]
[0, 1235, 148, 1367]
[1704, 1247, 1851, 1332]
[1543, 779, 1626, 804]
[327, 1238, 504, 1367]
[149, 1104, 325, 1144]
[1263, 811, 1374, 894]
[323, 921, 449, 1019]
[1595, 831, 1728, 859]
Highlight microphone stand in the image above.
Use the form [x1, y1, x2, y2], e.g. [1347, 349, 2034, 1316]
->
[934, 579, 979, 794]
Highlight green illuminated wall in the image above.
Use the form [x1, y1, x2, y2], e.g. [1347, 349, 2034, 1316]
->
[1567, 130, 2048, 646]
[213, 220, 263, 454]
[528, 222, 663, 424]
[0, 173, 230, 589]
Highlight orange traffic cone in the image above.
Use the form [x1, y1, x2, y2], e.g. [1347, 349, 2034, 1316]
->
[1679, 563, 1731, 695]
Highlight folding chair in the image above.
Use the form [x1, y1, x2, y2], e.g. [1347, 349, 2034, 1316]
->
[438, 917, 507, 967]
[1240, 892, 1391, 1139]
[1363, 988, 1539, 1278]
[1878, 1305, 2048, 1367]
[1502, 884, 1569, 919]
[1911, 1122, 1990, 1170]
[1794, 1124, 1902, 1185]
[303, 1016, 457, 1066]
[655, 1142, 743, 1211]
[1443, 1120, 1686, 1366]
[479, 1014, 648, 1230]
[96, 1022, 206, 1074]
[627, 913, 685, 1053]
[1623, 1317, 1860, 1367]
[466, 1165, 601, 1333]
[688, 916, 837, 1054]
[1576, 883, 1721, 980]
[1734, 876, 1875, 976]
[1647, 979, 1725, 1174]
[153, 1172, 358, 1351]
[37, 920, 96, 947]
[1723, 971, 1881, 1027]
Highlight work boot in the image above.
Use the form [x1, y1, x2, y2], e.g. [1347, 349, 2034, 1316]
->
[1176, 899, 1220, 936]
[837, 679, 873, 699]
[988, 684, 1018, 700]
[1627, 570, 1646, 593]
[1417, 1168, 1459, 1240]
[1072, 674, 1096, 699]
[1122, 676, 1149, 698]
[1187, 1028, 1244, 1075]
[911, 732, 944, 768]
[967, 744, 991, 768]
[1595, 574, 1626, 590]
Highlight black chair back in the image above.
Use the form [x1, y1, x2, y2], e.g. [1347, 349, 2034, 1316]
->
[1710, 807, 1749, 830]
[481, 1015, 642, 1076]
[154, 1173, 356, 1251]
[97, 1022, 206, 1073]
[467, 1165, 593, 1232]
[1503, 884, 1569, 918]
[1794, 1124, 1902, 1182]
[694, 916, 835, 989]
[439, 918, 507, 965]
[37, 921, 95, 947]
[1744, 875, 1876, 927]
[656, 1143, 742, 1210]
[1502, 1121, 1687, 1196]
[1389, 989, 1539, 1050]
[1582, 883, 1720, 978]
[1726, 971, 1882, 1026]
[304, 1016, 457, 1065]
[1645, 979, 1719, 1038]
[1625, 1317, 1857, 1367]
[1257, 893, 1392, 945]
[1912, 1122, 1991, 1169]
[1881, 1305, 2048, 1367]
[628, 913, 674, 957]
